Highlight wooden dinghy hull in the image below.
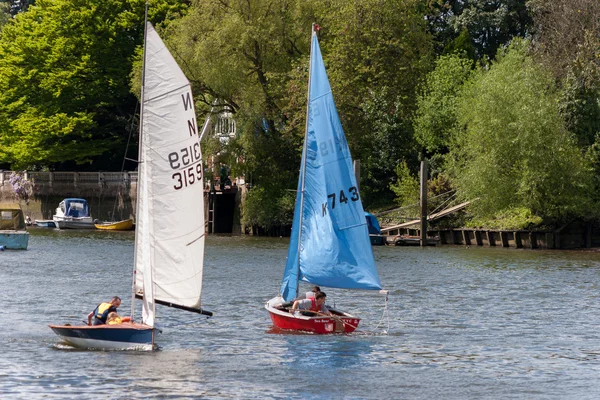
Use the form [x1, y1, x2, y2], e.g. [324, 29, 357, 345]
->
[265, 304, 359, 334]
[49, 322, 155, 351]
[95, 218, 134, 231]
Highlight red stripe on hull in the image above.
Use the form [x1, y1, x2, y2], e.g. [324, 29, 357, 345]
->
[266, 305, 359, 334]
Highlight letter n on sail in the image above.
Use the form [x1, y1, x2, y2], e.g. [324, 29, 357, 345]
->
[182, 92, 197, 136]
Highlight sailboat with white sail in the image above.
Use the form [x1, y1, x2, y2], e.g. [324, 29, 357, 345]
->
[50, 17, 212, 350]
[265, 25, 386, 334]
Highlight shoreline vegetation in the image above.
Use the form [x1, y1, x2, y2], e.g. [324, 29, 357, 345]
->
[0, 1, 598, 235]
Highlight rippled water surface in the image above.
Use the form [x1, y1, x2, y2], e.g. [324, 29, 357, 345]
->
[2, 229, 600, 399]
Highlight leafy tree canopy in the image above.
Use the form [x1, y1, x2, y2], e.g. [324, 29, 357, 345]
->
[0, 0, 186, 170]
[414, 52, 474, 155]
[448, 39, 594, 223]
[317, 0, 434, 205]
[426, 0, 532, 60]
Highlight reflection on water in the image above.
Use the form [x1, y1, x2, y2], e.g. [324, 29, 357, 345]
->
[1, 229, 600, 398]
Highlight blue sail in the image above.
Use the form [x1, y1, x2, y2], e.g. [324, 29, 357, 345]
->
[280, 32, 382, 302]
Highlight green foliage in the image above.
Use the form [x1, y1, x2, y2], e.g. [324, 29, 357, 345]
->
[449, 39, 594, 223]
[465, 207, 544, 230]
[0, 2, 10, 29]
[443, 28, 476, 60]
[360, 87, 418, 206]
[242, 186, 295, 230]
[426, 0, 532, 60]
[0, 0, 184, 170]
[389, 161, 419, 207]
[316, 0, 434, 205]
[584, 135, 600, 215]
[559, 69, 600, 148]
[414, 53, 474, 154]
[162, 0, 314, 225]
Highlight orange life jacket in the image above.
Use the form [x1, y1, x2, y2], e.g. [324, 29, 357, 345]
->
[310, 298, 319, 312]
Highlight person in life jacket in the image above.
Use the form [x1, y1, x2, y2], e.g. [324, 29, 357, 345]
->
[106, 312, 123, 325]
[281, 286, 321, 308]
[289, 291, 330, 316]
[87, 296, 121, 326]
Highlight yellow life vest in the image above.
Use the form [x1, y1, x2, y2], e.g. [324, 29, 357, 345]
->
[95, 302, 113, 318]
[107, 316, 122, 325]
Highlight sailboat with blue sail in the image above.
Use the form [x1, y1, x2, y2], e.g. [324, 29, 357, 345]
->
[265, 25, 386, 334]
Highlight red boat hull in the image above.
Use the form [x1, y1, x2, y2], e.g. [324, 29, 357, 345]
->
[265, 304, 360, 334]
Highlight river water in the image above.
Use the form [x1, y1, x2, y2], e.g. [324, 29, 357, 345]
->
[2, 229, 600, 399]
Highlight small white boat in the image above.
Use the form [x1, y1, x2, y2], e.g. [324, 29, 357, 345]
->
[0, 203, 29, 250]
[53, 198, 96, 229]
[35, 219, 57, 228]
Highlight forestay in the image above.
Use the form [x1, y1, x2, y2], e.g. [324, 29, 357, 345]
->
[280, 32, 382, 302]
[135, 23, 206, 326]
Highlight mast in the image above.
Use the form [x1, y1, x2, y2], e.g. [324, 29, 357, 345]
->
[131, 1, 149, 321]
[294, 24, 316, 298]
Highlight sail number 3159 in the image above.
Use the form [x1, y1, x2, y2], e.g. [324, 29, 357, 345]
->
[168, 143, 202, 190]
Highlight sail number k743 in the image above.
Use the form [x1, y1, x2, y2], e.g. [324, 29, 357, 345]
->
[168, 143, 203, 190]
[322, 187, 359, 216]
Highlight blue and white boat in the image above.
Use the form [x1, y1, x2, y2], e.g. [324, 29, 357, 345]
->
[266, 26, 386, 334]
[0, 203, 29, 250]
[50, 19, 212, 350]
[53, 198, 96, 229]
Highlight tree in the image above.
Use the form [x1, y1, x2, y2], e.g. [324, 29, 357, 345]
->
[448, 39, 593, 224]
[529, 0, 600, 148]
[0, 2, 10, 30]
[414, 53, 474, 155]
[316, 0, 434, 205]
[426, 0, 532, 60]
[0, 0, 186, 170]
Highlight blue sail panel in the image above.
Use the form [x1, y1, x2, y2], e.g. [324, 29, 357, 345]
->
[296, 33, 381, 293]
[280, 152, 304, 302]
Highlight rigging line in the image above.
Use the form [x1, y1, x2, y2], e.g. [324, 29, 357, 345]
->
[375, 189, 458, 216]
[373, 292, 390, 334]
[186, 232, 206, 247]
[429, 191, 458, 215]
[110, 99, 140, 221]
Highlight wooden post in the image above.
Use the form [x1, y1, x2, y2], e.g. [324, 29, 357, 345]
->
[462, 230, 471, 246]
[420, 160, 428, 247]
[475, 231, 483, 246]
[514, 231, 522, 248]
[487, 231, 496, 246]
[500, 231, 509, 247]
[585, 223, 592, 248]
[529, 232, 537, 249]
[208, 182, 216, 234]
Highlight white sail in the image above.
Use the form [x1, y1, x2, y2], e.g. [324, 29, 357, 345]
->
[135, 23, 206, 326]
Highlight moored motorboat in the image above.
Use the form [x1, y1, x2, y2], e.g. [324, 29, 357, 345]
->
[53, 198, 96, 229]
[95, 218, 134, 231]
